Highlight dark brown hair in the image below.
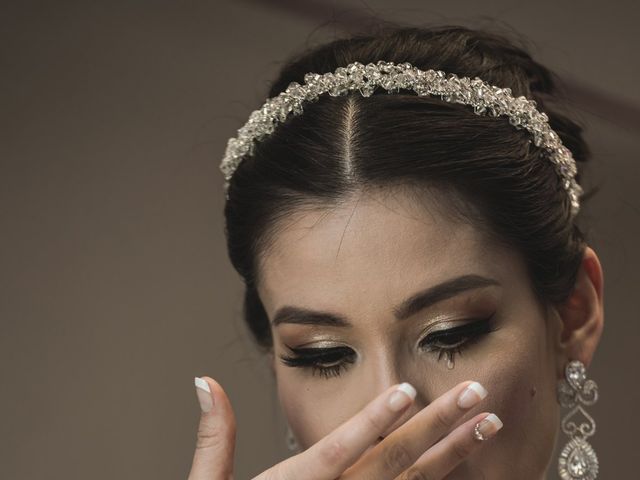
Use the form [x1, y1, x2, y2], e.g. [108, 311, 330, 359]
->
[223, 24, 593, 352]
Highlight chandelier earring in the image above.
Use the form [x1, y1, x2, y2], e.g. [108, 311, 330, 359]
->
[557, 359, 599, 480]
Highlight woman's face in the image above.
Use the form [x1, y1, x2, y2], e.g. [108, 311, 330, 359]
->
[256, 187, 565, 479]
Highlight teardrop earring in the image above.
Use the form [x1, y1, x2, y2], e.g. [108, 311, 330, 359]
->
[285, 424, 300, 453]
[556, 359, 599, 480]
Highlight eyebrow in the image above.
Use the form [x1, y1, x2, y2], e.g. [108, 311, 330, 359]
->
[270, 274, 500, 327]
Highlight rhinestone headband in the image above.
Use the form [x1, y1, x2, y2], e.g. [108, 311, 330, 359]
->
[220, 60, 582, 217]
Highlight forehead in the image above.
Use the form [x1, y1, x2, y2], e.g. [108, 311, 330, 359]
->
[257, 187, 518, 318]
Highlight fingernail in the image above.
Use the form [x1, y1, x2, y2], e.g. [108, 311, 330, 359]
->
[388, 382, 417, 411]
[195, 377, 214, 413]
[457, 381, 488, 409]
[473, 413, 503, 441]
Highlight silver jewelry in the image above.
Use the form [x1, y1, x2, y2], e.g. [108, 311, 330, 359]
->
[285, 424, 300, 452]
[557, 359, 599, 480]
[473, 422, 486, 441]
[220, 60, 582, 217]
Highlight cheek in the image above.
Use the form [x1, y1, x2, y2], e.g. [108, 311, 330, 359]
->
[485, 345, 556, 436]
[276, 372, 311, 447]
[464, 324, 560, 477]
[275, 368, 343, 449]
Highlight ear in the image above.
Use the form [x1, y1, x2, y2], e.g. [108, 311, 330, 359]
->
[554, 245, 604, 374]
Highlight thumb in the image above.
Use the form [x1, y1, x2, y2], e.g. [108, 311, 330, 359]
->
[187, 376, 237, 480]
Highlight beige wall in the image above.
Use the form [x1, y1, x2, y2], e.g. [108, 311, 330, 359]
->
[1, 1, 638, 478]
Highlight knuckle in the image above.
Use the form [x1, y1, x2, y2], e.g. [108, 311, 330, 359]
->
[383, 442, 413, 472]
[399, 466, 430, 480]
[451, 438, 474, 460]
[196, 428, 221, 448]
[195, 423, 223, 450]
[195, 410, 236, 451]
[434, 407, 454, 430]
[319, 439, 347, 465]
[266, 463, 294, 480]
[362, 407, 386, 432]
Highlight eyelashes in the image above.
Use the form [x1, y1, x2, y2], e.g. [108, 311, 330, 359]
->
[419, 315, 497, 363]
[279, 315, 498, 380]
[280, 345, 356, 379]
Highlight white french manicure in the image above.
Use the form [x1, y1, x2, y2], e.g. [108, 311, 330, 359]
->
[457, 381, 488, 409]
[195, 377, 214, 413]
[473, 413, 503, 441]
[388, 382, 417, 411]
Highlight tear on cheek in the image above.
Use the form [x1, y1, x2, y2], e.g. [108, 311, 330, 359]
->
[530, 386, 537, 397]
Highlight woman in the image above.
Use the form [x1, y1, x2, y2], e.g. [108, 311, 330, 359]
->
[189, 24, 604, 479]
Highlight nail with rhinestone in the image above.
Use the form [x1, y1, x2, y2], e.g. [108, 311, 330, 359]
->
[473, 413, 503, 441]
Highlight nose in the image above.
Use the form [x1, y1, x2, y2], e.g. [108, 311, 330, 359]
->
[365, 349, 424, 437]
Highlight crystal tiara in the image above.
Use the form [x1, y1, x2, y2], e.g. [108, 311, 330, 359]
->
[220, 60, 582, 217]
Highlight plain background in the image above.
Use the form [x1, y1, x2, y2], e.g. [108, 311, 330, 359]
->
[2, 1, 638, 478]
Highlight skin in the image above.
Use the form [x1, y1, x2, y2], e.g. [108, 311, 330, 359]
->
[252, 185, 604, 479]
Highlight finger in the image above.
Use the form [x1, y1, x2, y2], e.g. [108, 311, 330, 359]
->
[255, 382, 417, 480]
[187, 376, 237, 480]
[398, 412, 503, 479]
[343, 380, 488, 479]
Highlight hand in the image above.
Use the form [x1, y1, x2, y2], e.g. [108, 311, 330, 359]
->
[187, 376, 502, 480]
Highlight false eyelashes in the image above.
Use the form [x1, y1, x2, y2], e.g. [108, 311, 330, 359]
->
[419, 314, 497, 361]
[279, 314, 498, 379]
[280, 345, 356, 379]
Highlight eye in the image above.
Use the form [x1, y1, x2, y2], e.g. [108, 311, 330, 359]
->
[419, 315, 497, 364]
[279, 345, 356, 379]
[279, 315, 498, 379]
